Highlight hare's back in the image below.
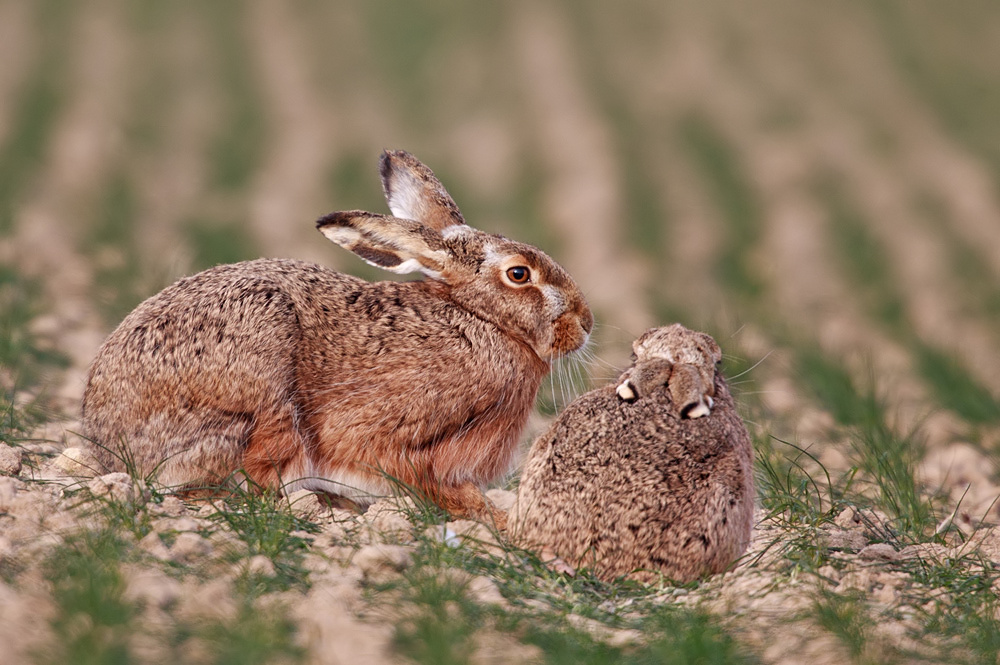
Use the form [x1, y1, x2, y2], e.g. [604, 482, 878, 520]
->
[514, 378, 754, 581]
[84, 259, 354, 419]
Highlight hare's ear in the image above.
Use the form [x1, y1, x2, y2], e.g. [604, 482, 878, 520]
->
[379, 150, 467, 232]
[316, 211, 451, 279]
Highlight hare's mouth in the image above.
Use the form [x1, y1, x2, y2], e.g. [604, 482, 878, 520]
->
[548, 313, 591, 360]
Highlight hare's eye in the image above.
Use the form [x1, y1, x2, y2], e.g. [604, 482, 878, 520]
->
[506, 266, 531, 284]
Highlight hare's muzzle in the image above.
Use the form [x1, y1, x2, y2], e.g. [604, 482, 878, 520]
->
[550, 302, 593, 359]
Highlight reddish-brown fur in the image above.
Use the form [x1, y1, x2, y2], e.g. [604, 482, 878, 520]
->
[82, 151, 592, 525]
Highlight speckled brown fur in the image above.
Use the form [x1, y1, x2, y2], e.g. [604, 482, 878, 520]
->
[82, 151, 592, 526]
[510, 324, 754, 582]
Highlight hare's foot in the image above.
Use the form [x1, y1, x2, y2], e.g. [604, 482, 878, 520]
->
[427, 482, 508, 531]
[314, 491, 364, 513]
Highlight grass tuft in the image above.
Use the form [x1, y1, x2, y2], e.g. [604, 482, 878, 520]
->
[755, 437, 846, 571]
[846, 411, 935, 542]
[191, 599, 304, 665]
[207, 484, 319, 592]
[392, 567, 482, 665]
[39, 527, 136, 665]
[812, 589, 888, 665]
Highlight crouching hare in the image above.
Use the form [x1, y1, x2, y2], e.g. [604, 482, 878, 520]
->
[510, 324, 754, 582]
[82, 150, 593, 527]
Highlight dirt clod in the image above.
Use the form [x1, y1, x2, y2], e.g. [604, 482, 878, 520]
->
[354, 543, 413, 581]
[0, 445, 23, 476]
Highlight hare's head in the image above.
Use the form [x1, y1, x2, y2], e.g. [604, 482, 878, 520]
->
[317, 150, 593, 363]
[615, 324, 722, 418]
[631, 324, 721, 368]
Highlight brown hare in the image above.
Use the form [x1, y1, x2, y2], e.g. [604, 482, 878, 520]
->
[82, 150, 593, 527]
[510, 324, 754, 582]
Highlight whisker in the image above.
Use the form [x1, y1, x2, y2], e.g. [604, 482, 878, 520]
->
[727, 350, 774, 381]
[726, 323, 747, 340]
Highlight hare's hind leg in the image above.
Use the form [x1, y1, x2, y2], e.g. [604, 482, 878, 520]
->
[148, 409, 254, 490]
[241, 401, 308, 491]
[84, 409, 248, 487]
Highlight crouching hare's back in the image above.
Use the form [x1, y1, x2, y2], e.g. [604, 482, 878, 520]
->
[510, 324, 754, 583]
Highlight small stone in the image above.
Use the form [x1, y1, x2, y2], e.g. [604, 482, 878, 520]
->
[444, 519, 504, 556]
[89, 472, 148, 504]
[0, 477, 18, 511]
[816, 565, 842, 582]
[365, 501, 414, 542]
[872, 581, 900, 605]
[139, 532, 172, 561]
[169, 517, 204, 533]
[834, 507, 861, 530]
[246, 554, 276, 577]
[150, 495, 188, 517]
[290, 529, 315, 542]
[303, 553, 333, 575]
[467, 576, 506, 606]
[485, 488, 516, 512]
[898, 542, 949, 561]
[169, 532, 212, 563]
[354, 544, 412, 580]
[287, 489, 325, 519]
[858, 543, 900, 562]
[52, 447, 98, 475]
[125, 567, 182, 609]
[196, 503, 218, 518]
[0, 445, 22, 476]
[422, 524, 452, 544]
[822, 528, 868, 552]
[834, 506, 896, 541]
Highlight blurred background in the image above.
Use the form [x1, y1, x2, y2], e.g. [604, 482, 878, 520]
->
[2, 0, 1000, 500]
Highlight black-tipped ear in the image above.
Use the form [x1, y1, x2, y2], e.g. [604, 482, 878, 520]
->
[316, 211, 450, 279]
[669, 364, 715, 419]
[379, 150, 466, 232]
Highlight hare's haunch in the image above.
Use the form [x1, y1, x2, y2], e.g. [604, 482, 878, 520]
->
[511, 324, 754, 582]
[82, 151, 593, 527]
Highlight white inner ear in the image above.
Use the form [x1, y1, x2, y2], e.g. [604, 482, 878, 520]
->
[390, 257, 443, 280]
[616, 380, 637, 401]
[685, 396, 714, 419]
[386, 171, 426, 221]
[318, 225, 361, 246]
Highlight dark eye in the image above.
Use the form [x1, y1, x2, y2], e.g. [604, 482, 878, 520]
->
[506, 266, 531, 284]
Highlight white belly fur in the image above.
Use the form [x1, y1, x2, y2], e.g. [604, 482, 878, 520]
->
[280, 459, 394, 506]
